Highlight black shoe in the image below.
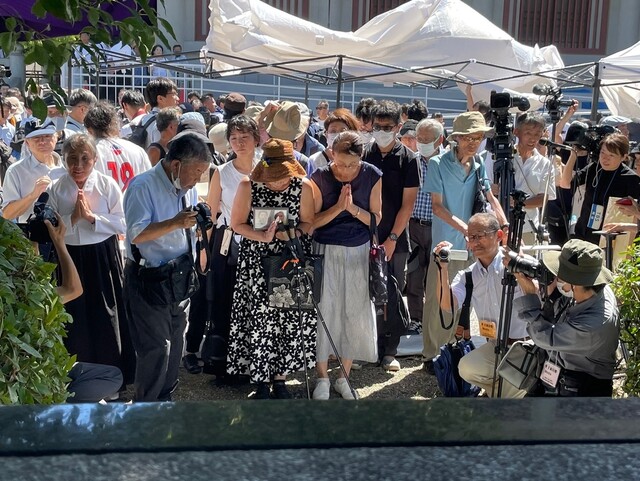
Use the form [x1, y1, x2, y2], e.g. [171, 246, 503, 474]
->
[423, 360, 435, 375]
[253, 382, 271, 400]
[182, 353, 202, 374]
[272, 381, 292, 399]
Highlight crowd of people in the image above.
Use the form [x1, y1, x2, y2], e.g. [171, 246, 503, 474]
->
[0, 73, 637, 402]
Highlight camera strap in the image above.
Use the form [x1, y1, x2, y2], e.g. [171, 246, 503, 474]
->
[436, 261, 456, 330]
[458, 269, 473, 333]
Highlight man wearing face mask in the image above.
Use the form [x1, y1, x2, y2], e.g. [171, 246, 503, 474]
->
[512, 239, 619, 397]
[405, 119, 443, 333]
[123, 132, 212, 402]
[362, 100, 419, 372]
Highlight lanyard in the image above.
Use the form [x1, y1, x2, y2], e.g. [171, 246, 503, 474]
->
[592, 166, 619, 204]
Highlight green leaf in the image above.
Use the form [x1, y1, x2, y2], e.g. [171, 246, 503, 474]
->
[4, 17, 16, 32]
[31, 1, 47, 18]
[30, 97, 47, 122]
[87, 8, 99, 27]
[38, 0, 69, 19]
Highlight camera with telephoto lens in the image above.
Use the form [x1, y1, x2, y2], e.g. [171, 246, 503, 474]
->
[436, 246, 469, 263]
[506, 251, 552, 286]
[567, 124, 616, 156]
[25, 192, 58, 244]
[490, 92, 531, 113]
[191, 202, 213, 231]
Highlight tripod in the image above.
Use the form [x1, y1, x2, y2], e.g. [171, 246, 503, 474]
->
[492, 191, 528, 398]
[278, 223, 358, 400]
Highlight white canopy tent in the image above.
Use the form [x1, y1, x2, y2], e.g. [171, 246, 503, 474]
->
[202, 0, 568, 103]
[599, 41, 640, 118]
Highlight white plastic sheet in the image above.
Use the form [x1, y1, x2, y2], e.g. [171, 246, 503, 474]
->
[600, 41, 640, 118]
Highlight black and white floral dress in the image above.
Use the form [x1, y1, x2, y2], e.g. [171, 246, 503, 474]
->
[227, 177, 317, 383]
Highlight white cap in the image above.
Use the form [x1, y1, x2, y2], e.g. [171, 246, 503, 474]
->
[599, 115, 632, 127]
[25, 126, 57, 139]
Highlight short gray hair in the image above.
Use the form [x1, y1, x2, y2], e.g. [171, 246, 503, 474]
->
[416, 118, 444, 139]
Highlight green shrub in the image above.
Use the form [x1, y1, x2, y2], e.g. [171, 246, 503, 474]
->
[611, 238, 640, 397]
[0, 219, 74, 404]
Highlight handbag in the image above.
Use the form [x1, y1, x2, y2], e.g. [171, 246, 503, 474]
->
[497, 340, 547, 391]
[472, 166, 488, 214]
[368, 212, 388, 305]
[433, 339, 479, 397]
[261, 225, 323, 310]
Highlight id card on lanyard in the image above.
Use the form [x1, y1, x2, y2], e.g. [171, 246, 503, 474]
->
[588, 168, 618, 230]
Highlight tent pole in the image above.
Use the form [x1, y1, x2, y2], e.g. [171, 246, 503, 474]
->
[590, 62, 600, 122]
[336, 55, 343, 108]
[304, 78, 309, 105]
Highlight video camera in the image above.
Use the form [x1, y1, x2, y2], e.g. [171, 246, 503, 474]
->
[22, 193, 58, 244]
[490, 92, 531, 114]
[191, 202, 213, 231]
[532, 84, 575, 120]
[505, 250, 553, 286]
[567, 124, 616, 157]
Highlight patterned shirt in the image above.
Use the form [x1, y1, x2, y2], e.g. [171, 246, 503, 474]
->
[411, 154, 432, 222]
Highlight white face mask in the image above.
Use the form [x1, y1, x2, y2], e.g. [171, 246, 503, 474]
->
[44, 116, 66, 132]
[556, 280, 574, 298]
[417, 141, 437, 158]
[372, 130, 396, 148]
[171, 162, 182, 190]
[359, 131, 373, 144]
[326, 132, 339, 149]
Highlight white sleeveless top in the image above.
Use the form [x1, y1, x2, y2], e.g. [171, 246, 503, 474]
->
[216, 159, 258, 228]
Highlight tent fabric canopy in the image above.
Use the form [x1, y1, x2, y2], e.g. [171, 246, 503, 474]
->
[204, 0, 565, 97]
[599, 41, 640, 118]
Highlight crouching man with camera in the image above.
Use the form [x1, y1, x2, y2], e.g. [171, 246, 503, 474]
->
[123, 132, 212, 402]
[434, 212, 531, 398]
[512, 239, 620, 397]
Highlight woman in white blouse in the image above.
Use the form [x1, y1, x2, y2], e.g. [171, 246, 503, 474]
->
[149, 44, 169, 78]
[48, 134, 130, 383]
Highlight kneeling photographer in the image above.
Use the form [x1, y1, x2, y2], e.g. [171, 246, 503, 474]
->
[512, 239, 619, 397]
[123, 132, 213, 402]
[434, 213, 532, 398]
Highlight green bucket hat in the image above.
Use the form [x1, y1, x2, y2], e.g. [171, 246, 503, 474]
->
[542, 239, 614, 286]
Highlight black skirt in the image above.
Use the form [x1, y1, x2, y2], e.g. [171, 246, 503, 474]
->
[64, 236, 134, 383]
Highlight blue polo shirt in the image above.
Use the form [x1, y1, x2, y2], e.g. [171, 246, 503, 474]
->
[124, 162, 198, 267]
[424, 149, 490, 250]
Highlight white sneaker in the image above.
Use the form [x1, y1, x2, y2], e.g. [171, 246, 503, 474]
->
[334, 377, 357, 400]
[312, 378, 330, 400]
[382, 356, 401, 372]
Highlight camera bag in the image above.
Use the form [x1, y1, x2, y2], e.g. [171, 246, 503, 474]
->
[497, 340, 546, 391]
[471, 161, 488, 214]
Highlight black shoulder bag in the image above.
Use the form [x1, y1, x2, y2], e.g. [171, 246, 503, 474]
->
[472, 159, 488, 214]
[368, 212, 388, 306]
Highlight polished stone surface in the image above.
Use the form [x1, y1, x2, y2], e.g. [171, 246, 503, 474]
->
[1, 398, 640, 455]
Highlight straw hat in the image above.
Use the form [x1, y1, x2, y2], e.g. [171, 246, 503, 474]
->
[447, 111, 492, 141]
[265, 101, 306, 141]
[542, 239, 614, 286]
[250, 138, 306, 183]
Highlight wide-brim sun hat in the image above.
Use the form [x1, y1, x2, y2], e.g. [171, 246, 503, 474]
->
[447, 111, 493, 142]
[542, 239, 614, 286]
[264, 101, 306, 141]
[250, 138, 306, 183]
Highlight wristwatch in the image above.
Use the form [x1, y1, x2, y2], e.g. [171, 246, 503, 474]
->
[389, 233, 399, 242]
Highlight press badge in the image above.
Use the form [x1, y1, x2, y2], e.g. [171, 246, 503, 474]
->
[540, 361, 560, 388]
[220, 227, 233, 256]
[479, 320, 497, 340]
[587, 204, 604, 230]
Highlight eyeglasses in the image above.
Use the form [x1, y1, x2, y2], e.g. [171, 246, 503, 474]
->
[372, 124, 396, 132]
[460, 134, 484, 143]
[467, 230, 497, 242]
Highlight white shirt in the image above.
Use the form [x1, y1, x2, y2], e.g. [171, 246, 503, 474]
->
[95, 137, 152, 192]
[451, 250, 528, 340]
[216, 159, 258, 228]
[513, 149, 556, 233]
[1, 152, 66, 223]
[0, 121, 15, 145]
[123, 162, 198, 267]
[48, 170, 126, 246]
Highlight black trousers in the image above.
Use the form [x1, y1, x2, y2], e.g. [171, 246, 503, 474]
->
[405, 219, 432, 323]
[67, 362, 123, 403]
[124, 262, 190, 402]
[185, 271, 209, 354]
[377, 252, 408, 358]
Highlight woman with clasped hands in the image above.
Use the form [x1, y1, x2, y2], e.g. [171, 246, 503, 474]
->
[309, 131, 382, 400]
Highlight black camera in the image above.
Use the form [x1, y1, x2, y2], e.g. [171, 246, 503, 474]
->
[490, 92, 531, 113]
[506, 251, 552, 285]
[567, 125, 616, 156]
[191, 202, 213, 231]
[26, 193, 58, 244]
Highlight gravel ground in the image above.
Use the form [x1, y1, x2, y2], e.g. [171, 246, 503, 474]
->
[170, 355, 441, 401]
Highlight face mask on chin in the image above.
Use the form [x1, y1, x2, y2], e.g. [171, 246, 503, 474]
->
[556, 280, 574, 298]
[417, 141, 437, 158]
[372, 130, 396, 148]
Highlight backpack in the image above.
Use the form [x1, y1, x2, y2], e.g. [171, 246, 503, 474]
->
[127, 114, 156, 148]
[433, 269, 479, 397]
